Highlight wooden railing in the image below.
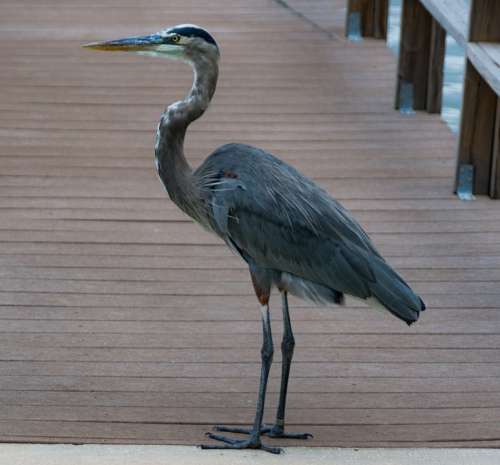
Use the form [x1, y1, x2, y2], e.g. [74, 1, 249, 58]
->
[346, 0, 500, 199]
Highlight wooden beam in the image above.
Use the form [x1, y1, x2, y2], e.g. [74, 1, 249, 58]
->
[456, 60, 497, 195]
[419, 0, 469, 47]
[395, 0, 433, 111]
[346, 0, 389, 39]
[373, 0, 390, 39]
[490, 100, 500, 199]
[469, 0, 500, 42]
[426, 17, 446, 113]
[467, 43, 500, 97]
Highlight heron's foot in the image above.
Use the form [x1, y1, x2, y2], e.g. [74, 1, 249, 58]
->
[213, 424, 313, 439]
[201, 432, 282, 454]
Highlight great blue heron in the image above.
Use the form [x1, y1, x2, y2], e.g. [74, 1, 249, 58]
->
[84, 25, 426, 454]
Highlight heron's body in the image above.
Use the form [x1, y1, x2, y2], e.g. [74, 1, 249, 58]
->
[194, 143, 423, 320]
[84, 24, 426, 453]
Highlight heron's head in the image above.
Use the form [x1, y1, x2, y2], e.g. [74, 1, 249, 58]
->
[82, 24, 219, 63]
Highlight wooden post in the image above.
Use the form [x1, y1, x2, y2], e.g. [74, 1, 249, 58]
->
[456, 61, 497, 195]
[426, 17, 446, 113]
[455, 0, 500, 197]
[490, 100, 500, 198]
[469, 0, 500, 42]
[373, 0, 389, 39]
[395, 0, 433, 111]
[346, 0, 389, 39]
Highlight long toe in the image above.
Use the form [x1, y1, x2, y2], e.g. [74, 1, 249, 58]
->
[213, 425, 252, 435]
[201, 432, 282, 454]
[261, 424, 313, 439]
[204, 432, 240, 445]
[212, 424, 312, 439]
[266, 429, 313, 439]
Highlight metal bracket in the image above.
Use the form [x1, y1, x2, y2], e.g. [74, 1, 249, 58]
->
[347, 12, 363, 42]
[398, 80, 416, 115]
[457, 164, 475, 201]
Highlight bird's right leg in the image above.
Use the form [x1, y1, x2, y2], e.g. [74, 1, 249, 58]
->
[262, 290, 313, 439]
[215, 290, 312, 440]
[201, 268, 281, 454]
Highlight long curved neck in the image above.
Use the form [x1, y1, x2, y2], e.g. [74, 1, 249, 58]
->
[155, 52, 219, 216]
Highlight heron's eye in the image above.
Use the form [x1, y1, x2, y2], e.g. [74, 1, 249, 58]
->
[170, 34, 181, 43]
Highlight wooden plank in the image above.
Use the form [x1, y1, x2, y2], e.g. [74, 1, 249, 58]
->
[2, 390, 500, 410]
[2, 404, 500, 426]
[419, 0, 470, 46]
[0, 421, 498, 447]
[3, 374, 500, 395]
[469, 0, 500, 42]
[1, 0, 500, 449]
[3, 276, 500, 297]
[1, 360, 499, 378]
[456, 60, 497, 194]
[2, 346, 500, 364]
[395, 0, 432, 111]
[426, 17, 446, 113]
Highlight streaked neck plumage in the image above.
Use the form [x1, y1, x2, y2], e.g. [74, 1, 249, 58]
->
[155, 49, 219, 218]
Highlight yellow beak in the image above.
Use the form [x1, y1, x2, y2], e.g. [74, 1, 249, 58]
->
[82, 33, 164, 52]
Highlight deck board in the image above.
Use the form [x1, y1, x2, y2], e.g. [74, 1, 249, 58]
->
[1, 0, 500, 448]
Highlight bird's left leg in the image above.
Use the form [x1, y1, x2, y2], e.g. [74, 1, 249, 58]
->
[201, 270, 281, 454]
[261, 290, 313, 439]
[212, 290, 312, 440]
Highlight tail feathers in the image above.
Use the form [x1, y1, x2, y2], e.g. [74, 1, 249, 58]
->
[368, 257, 426, 325]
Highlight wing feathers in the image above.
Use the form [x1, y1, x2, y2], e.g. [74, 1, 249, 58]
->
[197, 144, 425, 323]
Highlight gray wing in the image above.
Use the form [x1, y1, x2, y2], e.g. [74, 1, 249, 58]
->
[196, 143, 424, 321]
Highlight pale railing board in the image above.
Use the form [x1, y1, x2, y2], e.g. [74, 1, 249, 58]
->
[467, 43, 500, 97]
[419, 0, 470, 47]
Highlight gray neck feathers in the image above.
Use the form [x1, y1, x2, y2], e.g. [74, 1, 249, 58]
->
[155, 50, 219, 217]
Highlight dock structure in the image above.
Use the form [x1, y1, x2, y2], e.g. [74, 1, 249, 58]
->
[1, 0, 500, 447]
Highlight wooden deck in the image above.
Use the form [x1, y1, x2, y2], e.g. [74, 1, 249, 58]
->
[1, 0, 500, 448]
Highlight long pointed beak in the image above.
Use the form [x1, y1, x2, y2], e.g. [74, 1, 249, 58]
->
[82, 33, 164, 52]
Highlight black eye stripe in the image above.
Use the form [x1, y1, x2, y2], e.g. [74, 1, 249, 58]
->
[167, 26, 218, 48]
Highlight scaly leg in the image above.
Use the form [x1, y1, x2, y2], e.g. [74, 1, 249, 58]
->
[214, 291, 312, 440]
[202, 300, 281, 454]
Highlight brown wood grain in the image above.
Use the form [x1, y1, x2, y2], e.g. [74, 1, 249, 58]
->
[1, 0, 500, 448]
[469, 0, 500, 42]
[396, 0, 432, 111]
[346, 0, 389, 39]
[426, 17, 446, 113]
[456, 60, 497, 195]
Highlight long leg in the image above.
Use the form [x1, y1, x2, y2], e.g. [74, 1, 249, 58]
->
[201, 269, 281, 454]
[214, 291, 312, 440]
[266, 290, 312, 438]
